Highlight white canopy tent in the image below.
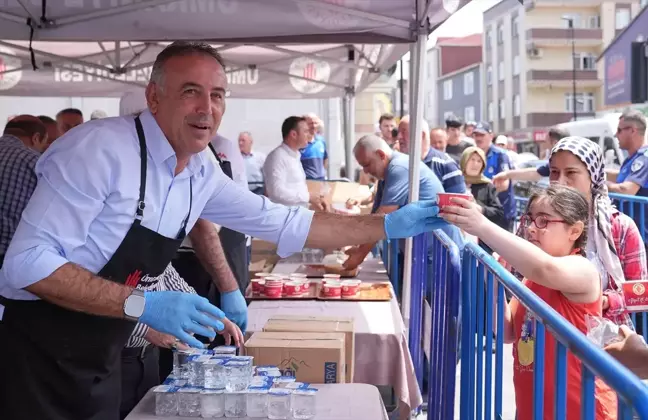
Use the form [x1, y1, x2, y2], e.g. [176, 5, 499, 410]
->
[0, 0, 474, 325]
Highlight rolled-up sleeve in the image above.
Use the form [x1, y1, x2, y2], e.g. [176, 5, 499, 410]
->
[201, 178, 313, 257]
[1, 126, 113, 290]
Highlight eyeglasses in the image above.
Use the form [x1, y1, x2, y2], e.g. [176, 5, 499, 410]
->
[520, 214, 566, 229]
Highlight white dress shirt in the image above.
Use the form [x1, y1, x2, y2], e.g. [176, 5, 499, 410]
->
[180, 134, 250, 250]
[0, 111, 313, 308]
[263, 143, 310, 207]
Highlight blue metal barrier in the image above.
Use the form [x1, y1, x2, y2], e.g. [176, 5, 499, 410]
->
[610, 192, 648, 243]
[426, 231, 462, 420]
[460, 241, 648, 420]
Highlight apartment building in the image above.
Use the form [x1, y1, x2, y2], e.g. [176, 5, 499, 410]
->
[483, 0, 641, 145]
[435, 35, 483, 127]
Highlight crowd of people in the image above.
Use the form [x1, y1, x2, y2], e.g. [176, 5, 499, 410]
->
[3, 39, 648, 420]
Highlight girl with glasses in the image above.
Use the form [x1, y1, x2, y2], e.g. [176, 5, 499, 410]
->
[441, 184, 616, 420]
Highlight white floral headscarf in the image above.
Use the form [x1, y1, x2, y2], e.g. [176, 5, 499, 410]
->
[550, 137, 624, 286]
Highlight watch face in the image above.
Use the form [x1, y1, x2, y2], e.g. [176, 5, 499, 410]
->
[125, 293, 146, 318]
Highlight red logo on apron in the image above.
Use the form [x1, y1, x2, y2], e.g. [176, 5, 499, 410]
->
[125, 269, 142, 288]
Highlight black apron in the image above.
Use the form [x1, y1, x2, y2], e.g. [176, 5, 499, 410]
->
[0, 116, 192, 420]
[207, 143, 249, 296]
[160, 142, 249, 380]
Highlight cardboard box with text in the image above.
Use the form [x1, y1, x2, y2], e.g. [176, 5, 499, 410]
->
[262, 315, 355, 383]
[244, 331, 345, 384]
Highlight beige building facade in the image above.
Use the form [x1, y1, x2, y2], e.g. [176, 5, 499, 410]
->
[483, 0, 642, 144]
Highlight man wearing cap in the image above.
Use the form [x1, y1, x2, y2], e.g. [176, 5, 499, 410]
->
[472, 122, 516, 231]
[445, 115, 473, 164]
[0, 41, 440, 420]
[494, 135, 520, 168]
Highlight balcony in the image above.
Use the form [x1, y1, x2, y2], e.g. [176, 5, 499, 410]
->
[526, 70, 602, 88]
[526, 28, 602, 48]
[525, 0, 604, 11]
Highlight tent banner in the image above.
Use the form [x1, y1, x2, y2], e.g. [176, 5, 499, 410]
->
[0, 42, 406, 98]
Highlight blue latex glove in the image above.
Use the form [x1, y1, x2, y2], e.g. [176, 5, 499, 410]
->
[220, 289, 248, 333]
[139, 291, 225, 349]
[384, 201, 447, 240]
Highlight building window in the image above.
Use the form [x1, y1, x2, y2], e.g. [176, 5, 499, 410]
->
[443, 80, 453, 100]
[498, 99, 505, 119]
[588, 15, 601, 29]
[513, 55, 520, 76]
[498, 61, 505, 81]
[616, 8, 630, 29]
[487, 65, 493, 85]
[488, 102, 494, 121]
[427, 91, 434, 110]
[513, 95, 521, 117]
[463, 71, 474, 95]
[512, 15, 519, 38]
[497, 24, 504, 44]
[562, 14, 581, 28]
[464, 106, 476, 123]
[574, 53, 596, 70]
[443, 111, 454, 121]
[486, 29, 492, 50]
[565, 92, 595, 113]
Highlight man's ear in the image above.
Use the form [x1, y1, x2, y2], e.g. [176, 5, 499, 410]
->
[145, 83, 158, 114]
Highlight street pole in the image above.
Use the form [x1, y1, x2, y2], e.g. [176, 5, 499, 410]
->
[570, 19, 577, 121]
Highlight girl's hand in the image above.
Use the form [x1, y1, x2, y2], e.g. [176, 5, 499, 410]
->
[440, 197, 488, 236]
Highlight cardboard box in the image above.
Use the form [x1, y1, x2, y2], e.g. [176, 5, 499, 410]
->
[306, 181, 370, 206]
[262, 315, 355, 383]
[244, 332, 346, 384]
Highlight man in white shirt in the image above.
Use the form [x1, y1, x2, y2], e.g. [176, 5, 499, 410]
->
[263, 116, 329, 211]
[239, 131, 265, 194]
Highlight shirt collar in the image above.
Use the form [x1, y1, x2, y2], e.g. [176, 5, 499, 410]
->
[138, 110, 206, 177]
[280, 142, 300, 159]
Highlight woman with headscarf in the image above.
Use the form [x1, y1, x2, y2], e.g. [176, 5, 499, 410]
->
[529, 137, 646, 326]
[460, 147, 505, 254]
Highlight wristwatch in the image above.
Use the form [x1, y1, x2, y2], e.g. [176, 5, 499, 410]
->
[123, 289, 146, 321]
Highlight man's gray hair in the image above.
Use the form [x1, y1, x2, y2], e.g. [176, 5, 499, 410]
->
[354, 134, 393, 155]
[149, 41, 226, 88]
[621, 109, 647, 136]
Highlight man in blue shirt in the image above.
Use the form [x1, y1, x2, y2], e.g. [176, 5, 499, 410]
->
[300, 113, 328, 180]
[608, 110, 648, 239]
[343, 134, 464, 276]
[472, 122, 516, 231]
[0, 41, 443, 420]
[397, 115, 466, 194]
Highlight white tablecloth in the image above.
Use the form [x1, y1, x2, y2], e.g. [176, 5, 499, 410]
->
[248, 258, 422, 418]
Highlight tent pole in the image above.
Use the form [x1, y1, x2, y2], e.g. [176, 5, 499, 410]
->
[343, 92, 355, 182]
[401, 9, 429, 326]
